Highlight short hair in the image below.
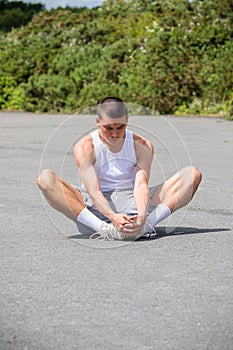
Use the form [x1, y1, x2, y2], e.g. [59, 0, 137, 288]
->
[97, 97, 128, 119]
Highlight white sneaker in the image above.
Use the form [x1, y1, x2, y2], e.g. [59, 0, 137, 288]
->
[141, 219, 157, 239]
[90, 222, 125, 241]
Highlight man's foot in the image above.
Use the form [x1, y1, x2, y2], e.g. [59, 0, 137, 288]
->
[90, 220, 156, 241]
[123, 219, 157, 240]
[141, 219, 157, 239]
[90, 222, 125, 241]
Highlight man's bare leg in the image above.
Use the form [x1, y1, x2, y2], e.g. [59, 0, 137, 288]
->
[37, 169, 85, 220]
[37, 169, 123, 238]
[150, 166, 202, 211]
[142, 166, 202, 230]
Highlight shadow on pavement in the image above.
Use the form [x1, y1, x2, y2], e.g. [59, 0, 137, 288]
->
[68, 226, 231, 241]
[138, 226, 231, 241]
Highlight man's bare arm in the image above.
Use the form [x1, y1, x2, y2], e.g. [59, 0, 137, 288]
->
[134, 134, 154, 219]
[123, 135, 154, 236]
[74, 136, 131, 229]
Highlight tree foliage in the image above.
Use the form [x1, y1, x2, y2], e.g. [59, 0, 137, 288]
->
[0, 0, 232, 118]
[0, 0, 44, 32]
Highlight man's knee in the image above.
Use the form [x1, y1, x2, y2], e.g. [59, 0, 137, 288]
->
[190, 166, 202, 187]
[37, 169, 56, 192]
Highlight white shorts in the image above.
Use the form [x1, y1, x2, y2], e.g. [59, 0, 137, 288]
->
[73, 186, 158, 235]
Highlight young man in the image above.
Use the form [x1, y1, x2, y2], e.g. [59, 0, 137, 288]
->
[37, 97, 202, 240]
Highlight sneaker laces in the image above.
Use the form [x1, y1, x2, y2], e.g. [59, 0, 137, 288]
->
[90, 231, 113, 240]
[90, 223, 123, 241]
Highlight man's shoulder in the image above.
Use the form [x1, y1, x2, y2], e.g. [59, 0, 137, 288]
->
[133, 132, 154, 152]
[74, 133, 94, 162]
[75, 133, 93, 148]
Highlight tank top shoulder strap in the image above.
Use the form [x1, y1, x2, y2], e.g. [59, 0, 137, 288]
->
[124, 129, 137, 160]
[91, 129, 101, 147]
[125, 128, 133, 141]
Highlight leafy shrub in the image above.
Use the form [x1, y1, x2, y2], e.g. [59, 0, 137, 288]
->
[0, 76, 25, 110]
[0, 0, 44, 32]
[21, 74, 76, 112]
[0, 0, 232, 118]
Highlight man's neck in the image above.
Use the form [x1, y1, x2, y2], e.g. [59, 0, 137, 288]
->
[98, 130, 126, 153]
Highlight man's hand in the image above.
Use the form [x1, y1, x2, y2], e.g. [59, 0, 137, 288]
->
[120, 214, 146, 239]
[109, 213, 133, 231]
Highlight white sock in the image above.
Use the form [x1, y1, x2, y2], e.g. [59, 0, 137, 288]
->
[147, 204, 171, 226]
[77, 208, 103, 231]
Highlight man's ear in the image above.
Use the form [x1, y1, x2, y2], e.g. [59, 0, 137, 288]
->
[96, 116, 100, 126]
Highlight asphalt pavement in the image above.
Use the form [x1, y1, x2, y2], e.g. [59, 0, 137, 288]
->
[0, 111, 233, 350]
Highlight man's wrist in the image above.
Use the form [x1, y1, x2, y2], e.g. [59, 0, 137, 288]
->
[104, 211, 115, 221]
[137, 213, 147, 224]
[138, 213, 147, 219]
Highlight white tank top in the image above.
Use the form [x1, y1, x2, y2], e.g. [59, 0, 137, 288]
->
[90, 129, 137, 191]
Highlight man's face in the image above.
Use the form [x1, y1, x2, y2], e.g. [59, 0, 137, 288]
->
[96, 114, 128, 146]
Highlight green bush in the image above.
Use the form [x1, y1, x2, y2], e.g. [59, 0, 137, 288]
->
[21, 74, 76, 112]
[0, 76, 25, 110]
[0, 0, 44, 32]
[0, 0, 232, 118]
